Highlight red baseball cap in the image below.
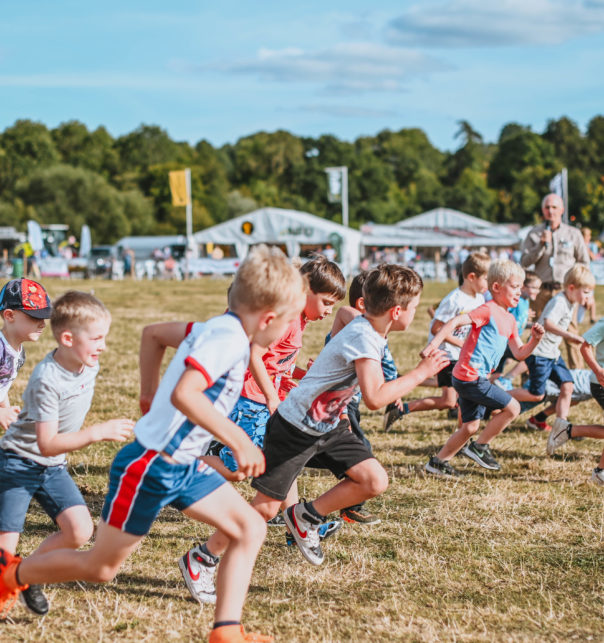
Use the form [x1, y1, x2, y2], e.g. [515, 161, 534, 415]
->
[0, 278, 52, 319]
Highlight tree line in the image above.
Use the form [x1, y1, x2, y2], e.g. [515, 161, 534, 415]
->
[0, 116, 603, 245]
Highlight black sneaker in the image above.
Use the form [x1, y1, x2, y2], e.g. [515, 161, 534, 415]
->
[267, 514, 286, 527]
[19, 584, 49, 616]
[460, 440, 500, 471]
[383, 403, 402, 432]
[425, 455, 464, 478]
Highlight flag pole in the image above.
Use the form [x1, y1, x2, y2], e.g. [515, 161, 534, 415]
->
[562, 167, 569, 224]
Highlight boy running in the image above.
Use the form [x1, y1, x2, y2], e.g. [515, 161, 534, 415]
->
[0, 279, 52, 430]
[424, 260, 544, 477]
[0, 246, 307, 643]
[0, 291, 133, 615]
[511, 265, 595, 430]
[249, 264, 448, 565]
[546, 318, 604, 484]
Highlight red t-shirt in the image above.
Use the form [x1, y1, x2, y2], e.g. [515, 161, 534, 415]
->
[240, 314, 307, 403]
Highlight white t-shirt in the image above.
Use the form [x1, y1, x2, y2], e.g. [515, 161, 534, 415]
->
[0, 332, 24, 403]
[429, 288, 485, 361]
[582, 319, 604, 384]
[533, 292, 575, 359]
[135, 313, 249, 464]
[278, 316, 386, 436]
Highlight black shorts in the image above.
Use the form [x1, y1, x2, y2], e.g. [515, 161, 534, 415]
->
[590, 382, 604, 411]
[437, 360, 458, 388]
[251, 411, 373, 501]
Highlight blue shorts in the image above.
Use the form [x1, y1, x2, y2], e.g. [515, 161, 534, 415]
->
[0, 449, 86, 533]
[102, 440, 226, 536]
[220, 397, 271, 472]
[452, 376, 512, 423]
[525, 355, 573, 397]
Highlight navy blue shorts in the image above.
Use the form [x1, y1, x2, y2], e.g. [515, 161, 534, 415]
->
[0, 449, 86, 533]
[437, 360, 457, 388]
[102, 440, 226, 536]
[452, 376, 512, 423]
[525, 355, 573, 397]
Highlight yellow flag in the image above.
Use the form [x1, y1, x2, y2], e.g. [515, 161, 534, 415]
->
[169, 170, 189, 206]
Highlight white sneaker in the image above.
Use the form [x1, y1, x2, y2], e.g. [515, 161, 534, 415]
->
[283, 503, 324, 566]
[547, 418, 571, 456]
[178, 545, 217, 604]
[591, 468, 604, 485]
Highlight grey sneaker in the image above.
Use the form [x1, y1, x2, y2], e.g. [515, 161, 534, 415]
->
[383, 403, 403, 432]
[591, 467, 604, 485]
[460, 440, 501, 471]
[178, 545, 217, 604]
[547, 418, 571, 456]
[425, 455, 464, 478]
[283, 503, 324, 566]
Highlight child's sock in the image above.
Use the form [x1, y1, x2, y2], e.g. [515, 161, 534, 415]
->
[535, 411, 548, 423]
[198, 542, 219, 566]
[402, 402, 409, 415]
[303, 501, 325, 523]
[213, 621, 241, 629]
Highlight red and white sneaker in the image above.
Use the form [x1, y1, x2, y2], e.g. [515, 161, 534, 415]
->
[178, 545, 217, 604]
[526, 416, 550, 431]
[283, 503, 324, 566]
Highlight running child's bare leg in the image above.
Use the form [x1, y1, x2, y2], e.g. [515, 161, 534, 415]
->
[555, 382, 573, 420]
[183, 484, 266, 623]
[17, 520, 142, 586]
[32, 505, 94, 555]
[477, 399, 520, 444]
[406, 386, 457, 413]
[437, 420, 480, 461]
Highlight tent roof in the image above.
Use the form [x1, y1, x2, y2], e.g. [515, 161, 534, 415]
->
[396, 207, 498, 232]
[194, 208, 361, 244]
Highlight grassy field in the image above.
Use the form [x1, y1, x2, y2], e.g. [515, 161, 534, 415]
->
[3, 277, 603, 642]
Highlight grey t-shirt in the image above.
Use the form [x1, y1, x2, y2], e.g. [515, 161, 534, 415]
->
[532, 292, 574, 360]
[278, 316, 386, 436]
[1, 350, 99, 466]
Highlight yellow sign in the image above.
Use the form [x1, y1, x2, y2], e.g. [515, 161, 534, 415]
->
[169, 170, 189, 206]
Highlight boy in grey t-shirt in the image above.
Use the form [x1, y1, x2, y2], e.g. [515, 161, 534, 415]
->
[0, 291, 133, 616]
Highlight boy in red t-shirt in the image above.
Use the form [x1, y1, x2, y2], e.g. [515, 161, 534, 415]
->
[422, 260, 544, 478]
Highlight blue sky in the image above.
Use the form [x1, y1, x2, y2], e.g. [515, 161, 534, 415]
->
[2, 0, 604, 150]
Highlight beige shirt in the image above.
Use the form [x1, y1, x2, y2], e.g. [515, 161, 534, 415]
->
[520, 222, 589, 283]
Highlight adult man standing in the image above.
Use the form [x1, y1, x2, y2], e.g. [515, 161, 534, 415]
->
[521, 193, 590, 368]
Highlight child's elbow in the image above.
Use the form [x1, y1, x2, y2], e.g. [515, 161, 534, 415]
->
[363, 396, 381, 411]
[37, 442, 55, 457]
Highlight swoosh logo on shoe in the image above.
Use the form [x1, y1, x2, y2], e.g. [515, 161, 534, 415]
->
[187, 552, 200, 581]
[291, 510, 306, 539]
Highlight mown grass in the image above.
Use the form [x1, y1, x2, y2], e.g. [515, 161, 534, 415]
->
[4, 278, 603, 642]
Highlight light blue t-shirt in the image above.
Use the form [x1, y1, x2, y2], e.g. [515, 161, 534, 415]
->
[583, 319, 604, 385]
[509, 296, 530, 336]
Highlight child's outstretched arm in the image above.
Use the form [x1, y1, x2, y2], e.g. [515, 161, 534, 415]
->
[542, 318, 583, 344]
[356, 348, 449, 411]
[36, 418, 135, 458]
[330, 306, 361, 339]
[171, 367, 265, 478]
[248, 342, 281, 414]
[422, 313, 472, 357]
[430, 319, 465, 349]
[581, 341, 604, 387]
[139, 321, 188, 415]
[509, 323, 545, 361]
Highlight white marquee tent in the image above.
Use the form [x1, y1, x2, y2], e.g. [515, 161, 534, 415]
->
[361, 207, 520, 249]
[194, 208, 361, 275]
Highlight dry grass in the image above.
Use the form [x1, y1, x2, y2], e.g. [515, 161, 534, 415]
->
[3, 278, 603, 642]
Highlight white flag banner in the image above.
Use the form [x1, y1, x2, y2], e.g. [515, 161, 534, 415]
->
[549, 172, 563, 196]
[325, 167, 343, 203]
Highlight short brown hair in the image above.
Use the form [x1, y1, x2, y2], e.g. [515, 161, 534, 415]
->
[51, 291, 110, 337]
[362, 264, 423, 316]
[228, 244, 306, 315]
[462, 252, 490, 280]
[300, 255, 346, 300]
[563, 264, 595, 290]
[349, 271, 368, 308]
[524, 271, 541, 287]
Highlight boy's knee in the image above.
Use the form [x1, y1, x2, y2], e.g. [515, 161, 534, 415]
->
[240, 510, 267, 545]
[64, 519, 94, 548]
[560, 382, 573, 394]
[506, 398, 521, 418]
[91, 564, 120, 584]
[356, 460, 389, 497]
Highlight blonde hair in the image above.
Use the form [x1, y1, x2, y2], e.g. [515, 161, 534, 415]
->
[563, 264, 596, 289]
[228, 244, 306, 314]
[51, 291, 110, 337]
[487, 260, 525, 290]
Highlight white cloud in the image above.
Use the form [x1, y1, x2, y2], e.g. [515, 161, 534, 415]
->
[207, 42, 451, 93]
[386, 0, 604, 47]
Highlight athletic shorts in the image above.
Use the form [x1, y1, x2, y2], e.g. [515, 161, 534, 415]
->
[251, 411, 373, 501]
[220, 397, 271, 472]
[102, 440, 226, 536]
[0, 449, 86, 533]
[437, 361, 458, 388]
[590, 382, 604, 411]
[525, 355, 573, 397]
[452, 376, 512, 423]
